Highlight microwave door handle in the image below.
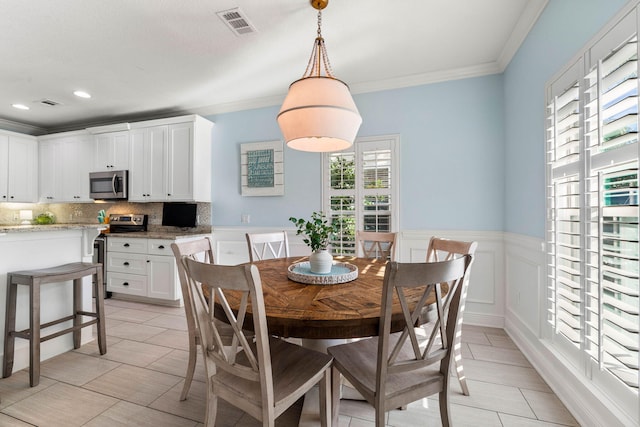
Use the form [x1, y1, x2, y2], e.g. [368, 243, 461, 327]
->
[112, 174, 117, 195]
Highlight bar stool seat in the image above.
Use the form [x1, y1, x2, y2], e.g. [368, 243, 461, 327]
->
[3, 262, 106, 387]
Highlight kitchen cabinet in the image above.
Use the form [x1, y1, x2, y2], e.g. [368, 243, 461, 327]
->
[106, 236, 180, 303]
[0, 131, 38, 203]
[92, 130, 129, 171]
[38, 130, 94, 202]
[129, 125, 168, 201]
[128, 115, 213, 202]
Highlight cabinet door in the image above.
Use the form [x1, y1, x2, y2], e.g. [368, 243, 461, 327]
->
[61, 136, 93, 202]
[94, 131, 129, 171]
[39, 140, 60, 202]
[128, 129, 147, 201]
[147, 254, 178, 300]
[7, 135, 38, 202]
[166, 122, 193, 201]
[0, 134, 8, 201]
[129, 126, 167, 202]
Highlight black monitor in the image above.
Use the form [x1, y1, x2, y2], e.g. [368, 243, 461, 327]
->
[162, 203, 197, 228]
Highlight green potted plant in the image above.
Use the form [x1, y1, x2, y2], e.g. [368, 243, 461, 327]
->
[290, 211, 337, 274]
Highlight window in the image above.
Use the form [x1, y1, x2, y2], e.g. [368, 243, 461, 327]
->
[546, 11, 638, 409]
[323, 136, 399, 256]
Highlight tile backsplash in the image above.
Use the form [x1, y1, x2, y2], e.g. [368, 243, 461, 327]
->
[0, 202, 211, 231]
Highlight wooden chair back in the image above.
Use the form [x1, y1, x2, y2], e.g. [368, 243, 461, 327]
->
[356, 231, 397, 260]
[378, 256, 472, 411]
[170, 238, 215, 400]
[246, 231, 290, 262]
[425, 237, 477, 396]
[182, 258, 332, 426]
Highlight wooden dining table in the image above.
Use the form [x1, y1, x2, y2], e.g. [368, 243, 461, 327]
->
[216, 256, 439, 340]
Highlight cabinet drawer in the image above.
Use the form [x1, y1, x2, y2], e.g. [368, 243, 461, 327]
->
[107, 237, 147, 254]
[148, 239, 174, 256]
[107, 252, 147, 275]
[107, 272, 147, 297]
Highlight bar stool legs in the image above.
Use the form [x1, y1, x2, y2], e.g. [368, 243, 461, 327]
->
[3, 262, 106, 387]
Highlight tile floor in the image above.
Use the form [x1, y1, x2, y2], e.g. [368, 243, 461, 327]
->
[0, 298, 579, 426]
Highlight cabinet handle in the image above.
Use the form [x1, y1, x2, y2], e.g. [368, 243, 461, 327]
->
[123, 262, 129, 266]
[124, 243, 130, 247]
[9, 196, 14, 199]
[158, 245, 165, 249]
[167, 193, 171, 196]
[123, 282, 129, 286]
[146, 260, 150, 263]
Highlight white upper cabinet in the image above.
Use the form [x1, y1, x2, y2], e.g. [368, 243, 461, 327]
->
[0, 131, 38, 203]
[38, 130, 94, 202]
[128, 115, 212, 203]
[89, 127, 130, 172]
[129, 125, 168, 201]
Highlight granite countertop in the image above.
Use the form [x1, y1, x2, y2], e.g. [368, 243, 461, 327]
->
[0, 223, 212, 240]
[0, 223, 107, 233]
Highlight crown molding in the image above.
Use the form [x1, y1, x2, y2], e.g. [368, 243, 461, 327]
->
[0, 117, 48, 136]
[497, 0, 549, 71]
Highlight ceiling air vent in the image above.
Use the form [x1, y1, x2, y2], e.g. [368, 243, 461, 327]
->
[216, 7, 256, 36]
[40, 99, 61, 107]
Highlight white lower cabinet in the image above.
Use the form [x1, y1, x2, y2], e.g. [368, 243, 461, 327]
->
[106, 236, 180, 303]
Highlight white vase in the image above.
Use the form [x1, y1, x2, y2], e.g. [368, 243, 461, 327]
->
[309, 249, 333, 274]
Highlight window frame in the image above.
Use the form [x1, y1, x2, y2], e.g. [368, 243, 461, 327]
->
[321, 135, 400, 256]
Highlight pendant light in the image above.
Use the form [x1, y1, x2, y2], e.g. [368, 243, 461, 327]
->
[277, 0, 362, 152]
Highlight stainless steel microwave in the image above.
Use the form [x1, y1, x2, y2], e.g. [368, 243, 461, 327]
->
[89, 170, 128, 200]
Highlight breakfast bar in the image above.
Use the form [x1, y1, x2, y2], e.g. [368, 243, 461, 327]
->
[0, 224, 103, 375]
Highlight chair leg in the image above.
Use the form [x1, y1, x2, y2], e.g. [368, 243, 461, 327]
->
[375, 404, 386, 427]
[3, 275, 17, 378]
[439, 389, 452, 427]
[318, 368, 331, 427]
[29, 279, 41, 387]
[455, 355, 470, 396]
[180, 335, 197, 401]
[331, 365, 341, 426]
[204, 385, 217, 427]
[453, 334, 470, 396]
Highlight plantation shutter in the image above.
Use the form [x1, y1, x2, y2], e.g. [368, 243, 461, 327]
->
[584, 32, 639, 389]
[546, 10, 639, 401]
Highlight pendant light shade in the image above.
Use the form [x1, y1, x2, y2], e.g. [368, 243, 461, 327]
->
[277, 0, 362, 152]
[278, 76, 361, 152]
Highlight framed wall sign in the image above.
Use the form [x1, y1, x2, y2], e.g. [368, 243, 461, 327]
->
[241, 141, 284, 196]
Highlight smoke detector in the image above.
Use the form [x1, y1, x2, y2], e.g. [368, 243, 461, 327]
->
[216, 7, 257, 36]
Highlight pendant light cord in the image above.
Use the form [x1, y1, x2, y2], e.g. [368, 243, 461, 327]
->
[302, 9, 335, 79]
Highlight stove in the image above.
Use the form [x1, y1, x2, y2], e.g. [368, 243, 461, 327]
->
[108, 214, 148, 233]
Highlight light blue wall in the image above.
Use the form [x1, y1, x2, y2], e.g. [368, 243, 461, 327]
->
[206, 74, 505, 230]
[208, 1, 630, 233]
[503, 0, 629, 238]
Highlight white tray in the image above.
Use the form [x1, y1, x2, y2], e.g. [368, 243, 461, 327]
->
[287, 261, 358, 285]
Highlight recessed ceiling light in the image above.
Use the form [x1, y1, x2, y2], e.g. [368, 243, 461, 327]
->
[12, 104, 29, 110]
[73, 90, 91, 99]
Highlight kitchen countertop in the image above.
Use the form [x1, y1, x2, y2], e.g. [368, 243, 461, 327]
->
[0, 224, 212, 240]
[0, 223, 106, 233]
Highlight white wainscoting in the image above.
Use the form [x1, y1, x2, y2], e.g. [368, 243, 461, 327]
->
[503, 232, 635, 427]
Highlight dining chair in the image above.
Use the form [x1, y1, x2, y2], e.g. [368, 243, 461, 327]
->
[182, 258, 333, 427]
[327, 255, 472, 427]
[245, 231, 290, 262]
[171, 238, 228, 401]
[426, 237, 478, 396]
[355, 231, 397, 260]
